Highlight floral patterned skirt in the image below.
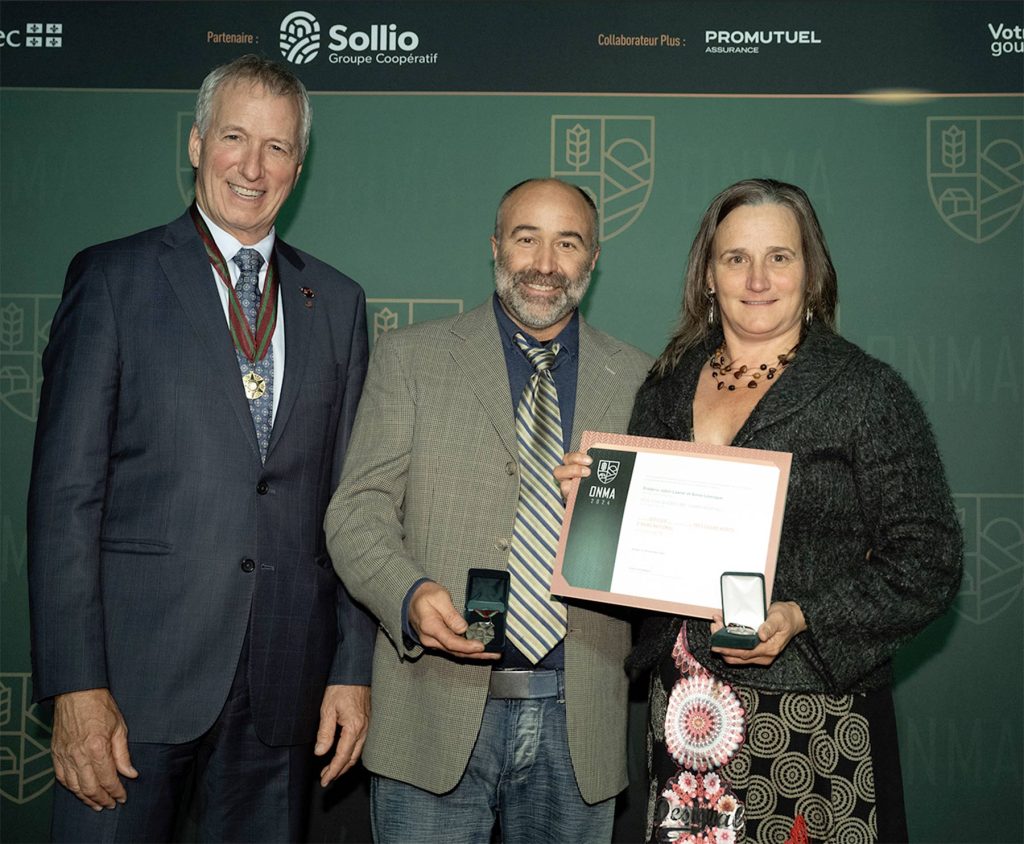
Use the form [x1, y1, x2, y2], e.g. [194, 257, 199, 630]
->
[647, 626, 907, 844]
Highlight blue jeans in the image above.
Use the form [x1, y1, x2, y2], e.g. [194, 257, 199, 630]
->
[371, 673, 614, 844]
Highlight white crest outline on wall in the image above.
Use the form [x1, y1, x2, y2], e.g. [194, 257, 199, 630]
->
[550, 115, 655, 240]
[367, 298, 464, 346]
[952, 494, 1023, 625]
[176, 111, 196, 208]
[0, 673, 53, 805]
[0, 294, 59, 423]
[927, 116, 1024, 243]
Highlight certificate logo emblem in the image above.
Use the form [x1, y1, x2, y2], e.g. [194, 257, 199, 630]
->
[596, 459, 620, 484]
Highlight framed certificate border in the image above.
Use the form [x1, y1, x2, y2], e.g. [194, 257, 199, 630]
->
[551, 431, 792, 619]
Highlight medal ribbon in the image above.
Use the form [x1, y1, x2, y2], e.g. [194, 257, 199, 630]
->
[190, 203, 278, 362]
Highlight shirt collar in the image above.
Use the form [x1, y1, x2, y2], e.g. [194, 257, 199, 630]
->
[491, 293, 579, 364]
[196, 204, 275, 276]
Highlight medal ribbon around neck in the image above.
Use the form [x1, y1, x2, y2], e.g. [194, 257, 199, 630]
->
[190, 203, 278, 363]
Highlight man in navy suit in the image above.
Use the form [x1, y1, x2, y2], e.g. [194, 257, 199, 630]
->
[27, 55, 374, 842]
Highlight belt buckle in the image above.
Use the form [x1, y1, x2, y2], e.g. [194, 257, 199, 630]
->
[488, 669, 557, 699]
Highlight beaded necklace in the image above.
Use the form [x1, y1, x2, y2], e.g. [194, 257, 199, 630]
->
[709, 343, 797, 391]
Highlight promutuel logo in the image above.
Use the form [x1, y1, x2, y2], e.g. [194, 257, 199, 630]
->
[705, 29, 820, 54]
[280, 10, 320, 64]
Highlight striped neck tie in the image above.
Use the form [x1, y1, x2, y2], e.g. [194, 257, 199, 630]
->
[506, 332, 568, 663]
[232, 248, 273, 461]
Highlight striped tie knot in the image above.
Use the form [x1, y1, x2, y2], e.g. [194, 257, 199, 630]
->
[515, 333, 560, 374]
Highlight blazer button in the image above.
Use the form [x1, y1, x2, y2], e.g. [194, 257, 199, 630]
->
[505, 461, 516, 476]
[240, 558, 256, 573]
[256, 480, 269, 495]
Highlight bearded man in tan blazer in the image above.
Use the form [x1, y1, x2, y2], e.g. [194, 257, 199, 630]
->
[326, 178, 652, 843]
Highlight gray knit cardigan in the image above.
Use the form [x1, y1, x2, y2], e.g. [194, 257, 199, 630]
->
[627, 322, 963, 694]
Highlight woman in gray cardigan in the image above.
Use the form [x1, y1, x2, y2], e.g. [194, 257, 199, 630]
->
[558, 179, 962, 843]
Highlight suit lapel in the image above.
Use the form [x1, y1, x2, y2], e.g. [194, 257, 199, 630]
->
[266, 242, 312, 457]
[159, 213, 261, 457]
[449, 304, 517, 458]
[448, 306, 628, 456]
[572, 319, 622, 450]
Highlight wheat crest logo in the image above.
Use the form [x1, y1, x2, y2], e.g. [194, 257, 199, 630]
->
[927, 116, 1024, 243]
[551, 116, 654, 240]
[0, 294, 59, 423]
[0, 674, 53, 804]
[596, 460, 620, 484]
[366, 299, 464, 348]
[280, 11, 321, 65]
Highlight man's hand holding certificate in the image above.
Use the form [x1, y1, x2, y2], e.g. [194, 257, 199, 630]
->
[552, 431, 791, 619]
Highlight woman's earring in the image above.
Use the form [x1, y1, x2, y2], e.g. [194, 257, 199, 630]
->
[805, 307, 813, 326]
[706, 289, 716, 326]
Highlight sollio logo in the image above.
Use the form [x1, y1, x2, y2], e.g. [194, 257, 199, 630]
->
[280, 11, 320, 64]
[328, 24, 419, 52]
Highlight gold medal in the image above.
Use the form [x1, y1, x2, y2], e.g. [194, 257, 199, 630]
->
[242, 371, 267, 400]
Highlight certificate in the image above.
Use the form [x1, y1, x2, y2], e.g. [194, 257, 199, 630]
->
[551, 431, 791, 619]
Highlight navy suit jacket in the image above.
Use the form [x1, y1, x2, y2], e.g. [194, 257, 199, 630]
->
[28, 211, 375, 746]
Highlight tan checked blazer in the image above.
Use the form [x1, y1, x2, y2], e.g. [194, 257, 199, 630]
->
[325, 300, 652, 803]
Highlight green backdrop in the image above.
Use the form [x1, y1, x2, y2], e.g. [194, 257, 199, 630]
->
[2, 2, 1021, 841]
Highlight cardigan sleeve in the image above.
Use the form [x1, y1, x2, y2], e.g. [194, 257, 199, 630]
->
[791, 362, 963, 691]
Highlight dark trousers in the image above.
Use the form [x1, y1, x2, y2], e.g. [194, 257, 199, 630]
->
[51, 637, 313, 843]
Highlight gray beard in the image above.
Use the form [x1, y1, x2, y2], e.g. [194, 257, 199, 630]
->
[493, 262, 591, 332]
